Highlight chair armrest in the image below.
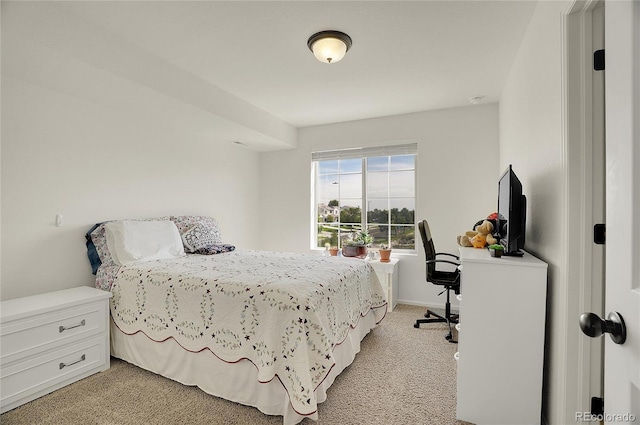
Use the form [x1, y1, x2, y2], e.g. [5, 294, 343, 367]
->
[436, 252, 460, 261]
[426, 259, 461, 268]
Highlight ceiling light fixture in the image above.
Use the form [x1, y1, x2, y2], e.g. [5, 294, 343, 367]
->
[307, 30, 352, 64]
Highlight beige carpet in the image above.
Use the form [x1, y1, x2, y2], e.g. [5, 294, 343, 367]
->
[1, 304, 469, 425]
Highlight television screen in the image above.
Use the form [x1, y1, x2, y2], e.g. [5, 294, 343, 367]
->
[497, 165, 526, 256]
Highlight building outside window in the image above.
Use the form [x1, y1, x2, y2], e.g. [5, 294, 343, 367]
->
[312, 143, 417, 252]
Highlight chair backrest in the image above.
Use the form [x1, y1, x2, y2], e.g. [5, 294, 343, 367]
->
[418, 219, 437, 279]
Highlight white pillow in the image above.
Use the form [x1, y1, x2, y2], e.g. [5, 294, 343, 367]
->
[104, 220, 185, 266]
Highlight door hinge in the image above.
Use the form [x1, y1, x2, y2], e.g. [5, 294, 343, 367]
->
[594, 223, 606, 244]
[591, 396, 604, 416]
[594, 49, 605, 71]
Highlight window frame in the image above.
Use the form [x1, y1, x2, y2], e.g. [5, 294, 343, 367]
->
[311, 143, 417, 254]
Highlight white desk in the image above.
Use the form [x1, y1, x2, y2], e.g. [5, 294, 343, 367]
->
[368, 259, 399, 312]
[455, 247, 547, 425]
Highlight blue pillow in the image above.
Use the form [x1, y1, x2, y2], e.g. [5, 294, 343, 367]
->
[85, 223, 103, 275]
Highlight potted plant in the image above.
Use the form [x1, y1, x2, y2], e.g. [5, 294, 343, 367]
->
[342, 229, 373, 258]
[378, 243, 392, 263]
[488, 244, 505, 258]
[329, 246, 339, 256]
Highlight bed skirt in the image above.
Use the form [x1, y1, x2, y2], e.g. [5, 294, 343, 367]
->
[110, 308, 378, 425]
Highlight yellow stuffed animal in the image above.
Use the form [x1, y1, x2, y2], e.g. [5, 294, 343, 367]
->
[457, 230, 478, 247]
[470, 233, 487, 248]
[457, 219, 498, 248]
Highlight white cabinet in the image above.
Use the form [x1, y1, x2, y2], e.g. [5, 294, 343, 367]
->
[369, 258, 399, 312]
[456, 247, 547, 425]
[1, 286, 111, 413]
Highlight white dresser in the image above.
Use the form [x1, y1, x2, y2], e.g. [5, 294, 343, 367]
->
[1, 286, 111, 413]
[369, 258, 399, 312]
[455, 247, 548, 425]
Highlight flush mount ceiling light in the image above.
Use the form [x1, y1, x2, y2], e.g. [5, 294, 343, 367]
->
[307, 30, 352, 64]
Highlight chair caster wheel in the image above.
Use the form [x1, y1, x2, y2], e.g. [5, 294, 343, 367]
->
[413, 323, 420, 328]
[445, 334, 452, 340]
[424, 313, 431, 318]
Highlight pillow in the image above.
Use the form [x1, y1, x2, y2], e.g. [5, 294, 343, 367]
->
[181, 223, 222, 253]
[90, 223, 118, 269]
[88, 216, 171, 271]
[104, 220, 185, 265]
[86, 223, 105, 275]
[170, 216, 222, 252]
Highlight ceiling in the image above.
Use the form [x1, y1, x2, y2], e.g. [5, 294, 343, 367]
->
[55, 0, 537, 128]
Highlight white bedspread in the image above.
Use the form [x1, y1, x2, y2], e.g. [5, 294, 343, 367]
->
[109, 250, 387, 417]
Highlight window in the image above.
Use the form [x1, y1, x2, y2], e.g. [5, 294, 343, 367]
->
[312, 143, 417, 252]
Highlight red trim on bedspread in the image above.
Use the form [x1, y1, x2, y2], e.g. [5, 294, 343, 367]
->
[111, 303, 386, 417]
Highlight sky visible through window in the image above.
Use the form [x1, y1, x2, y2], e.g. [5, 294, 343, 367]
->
[317, 156, 415, 209]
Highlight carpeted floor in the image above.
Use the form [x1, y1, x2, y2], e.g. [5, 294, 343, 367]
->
[1, 304, 470, 425]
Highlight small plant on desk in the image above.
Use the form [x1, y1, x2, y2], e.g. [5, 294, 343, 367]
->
[488, 244, 504, 258]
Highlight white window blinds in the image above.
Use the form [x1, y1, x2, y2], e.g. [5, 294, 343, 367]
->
[311, 142, 418, 161]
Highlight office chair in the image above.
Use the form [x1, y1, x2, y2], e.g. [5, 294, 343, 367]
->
[413, 219, 461, 343]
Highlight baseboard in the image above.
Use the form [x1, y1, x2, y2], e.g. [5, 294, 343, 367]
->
[396, 300, 460, 311]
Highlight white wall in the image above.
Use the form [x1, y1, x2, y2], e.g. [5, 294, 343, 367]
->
[499, 1, 573, 424]
[1, 35, 263, 301]
[259, 104, 499, 308]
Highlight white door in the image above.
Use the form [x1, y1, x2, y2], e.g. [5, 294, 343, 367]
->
[604, 0, 640, 420]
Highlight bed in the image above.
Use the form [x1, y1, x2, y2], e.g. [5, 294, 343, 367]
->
[87, 216, 387, 424]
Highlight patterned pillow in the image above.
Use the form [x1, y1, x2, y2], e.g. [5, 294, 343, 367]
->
[90, 223, 117, 268]
[95, 264, 120, 291]
[181, 223, 221, 253]
[170, 216, 222, 251]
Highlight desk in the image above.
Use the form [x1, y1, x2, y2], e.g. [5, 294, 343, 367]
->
[455, 247, 547, 425]
[368, 259, 399, 312]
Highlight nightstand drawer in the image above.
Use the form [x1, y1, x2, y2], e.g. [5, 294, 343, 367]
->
[0, 335, 107, 409]
[1, 302, 107, 363]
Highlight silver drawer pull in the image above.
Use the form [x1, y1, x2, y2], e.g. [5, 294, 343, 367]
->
[59, 319, 86, 333]
[59, 354, 86, 370]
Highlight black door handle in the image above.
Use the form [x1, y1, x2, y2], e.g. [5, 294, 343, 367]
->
[579, 311, 626, 344]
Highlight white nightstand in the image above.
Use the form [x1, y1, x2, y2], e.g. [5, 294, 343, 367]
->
[368, 259, 399, 312]
[1, 286, 111, 413]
